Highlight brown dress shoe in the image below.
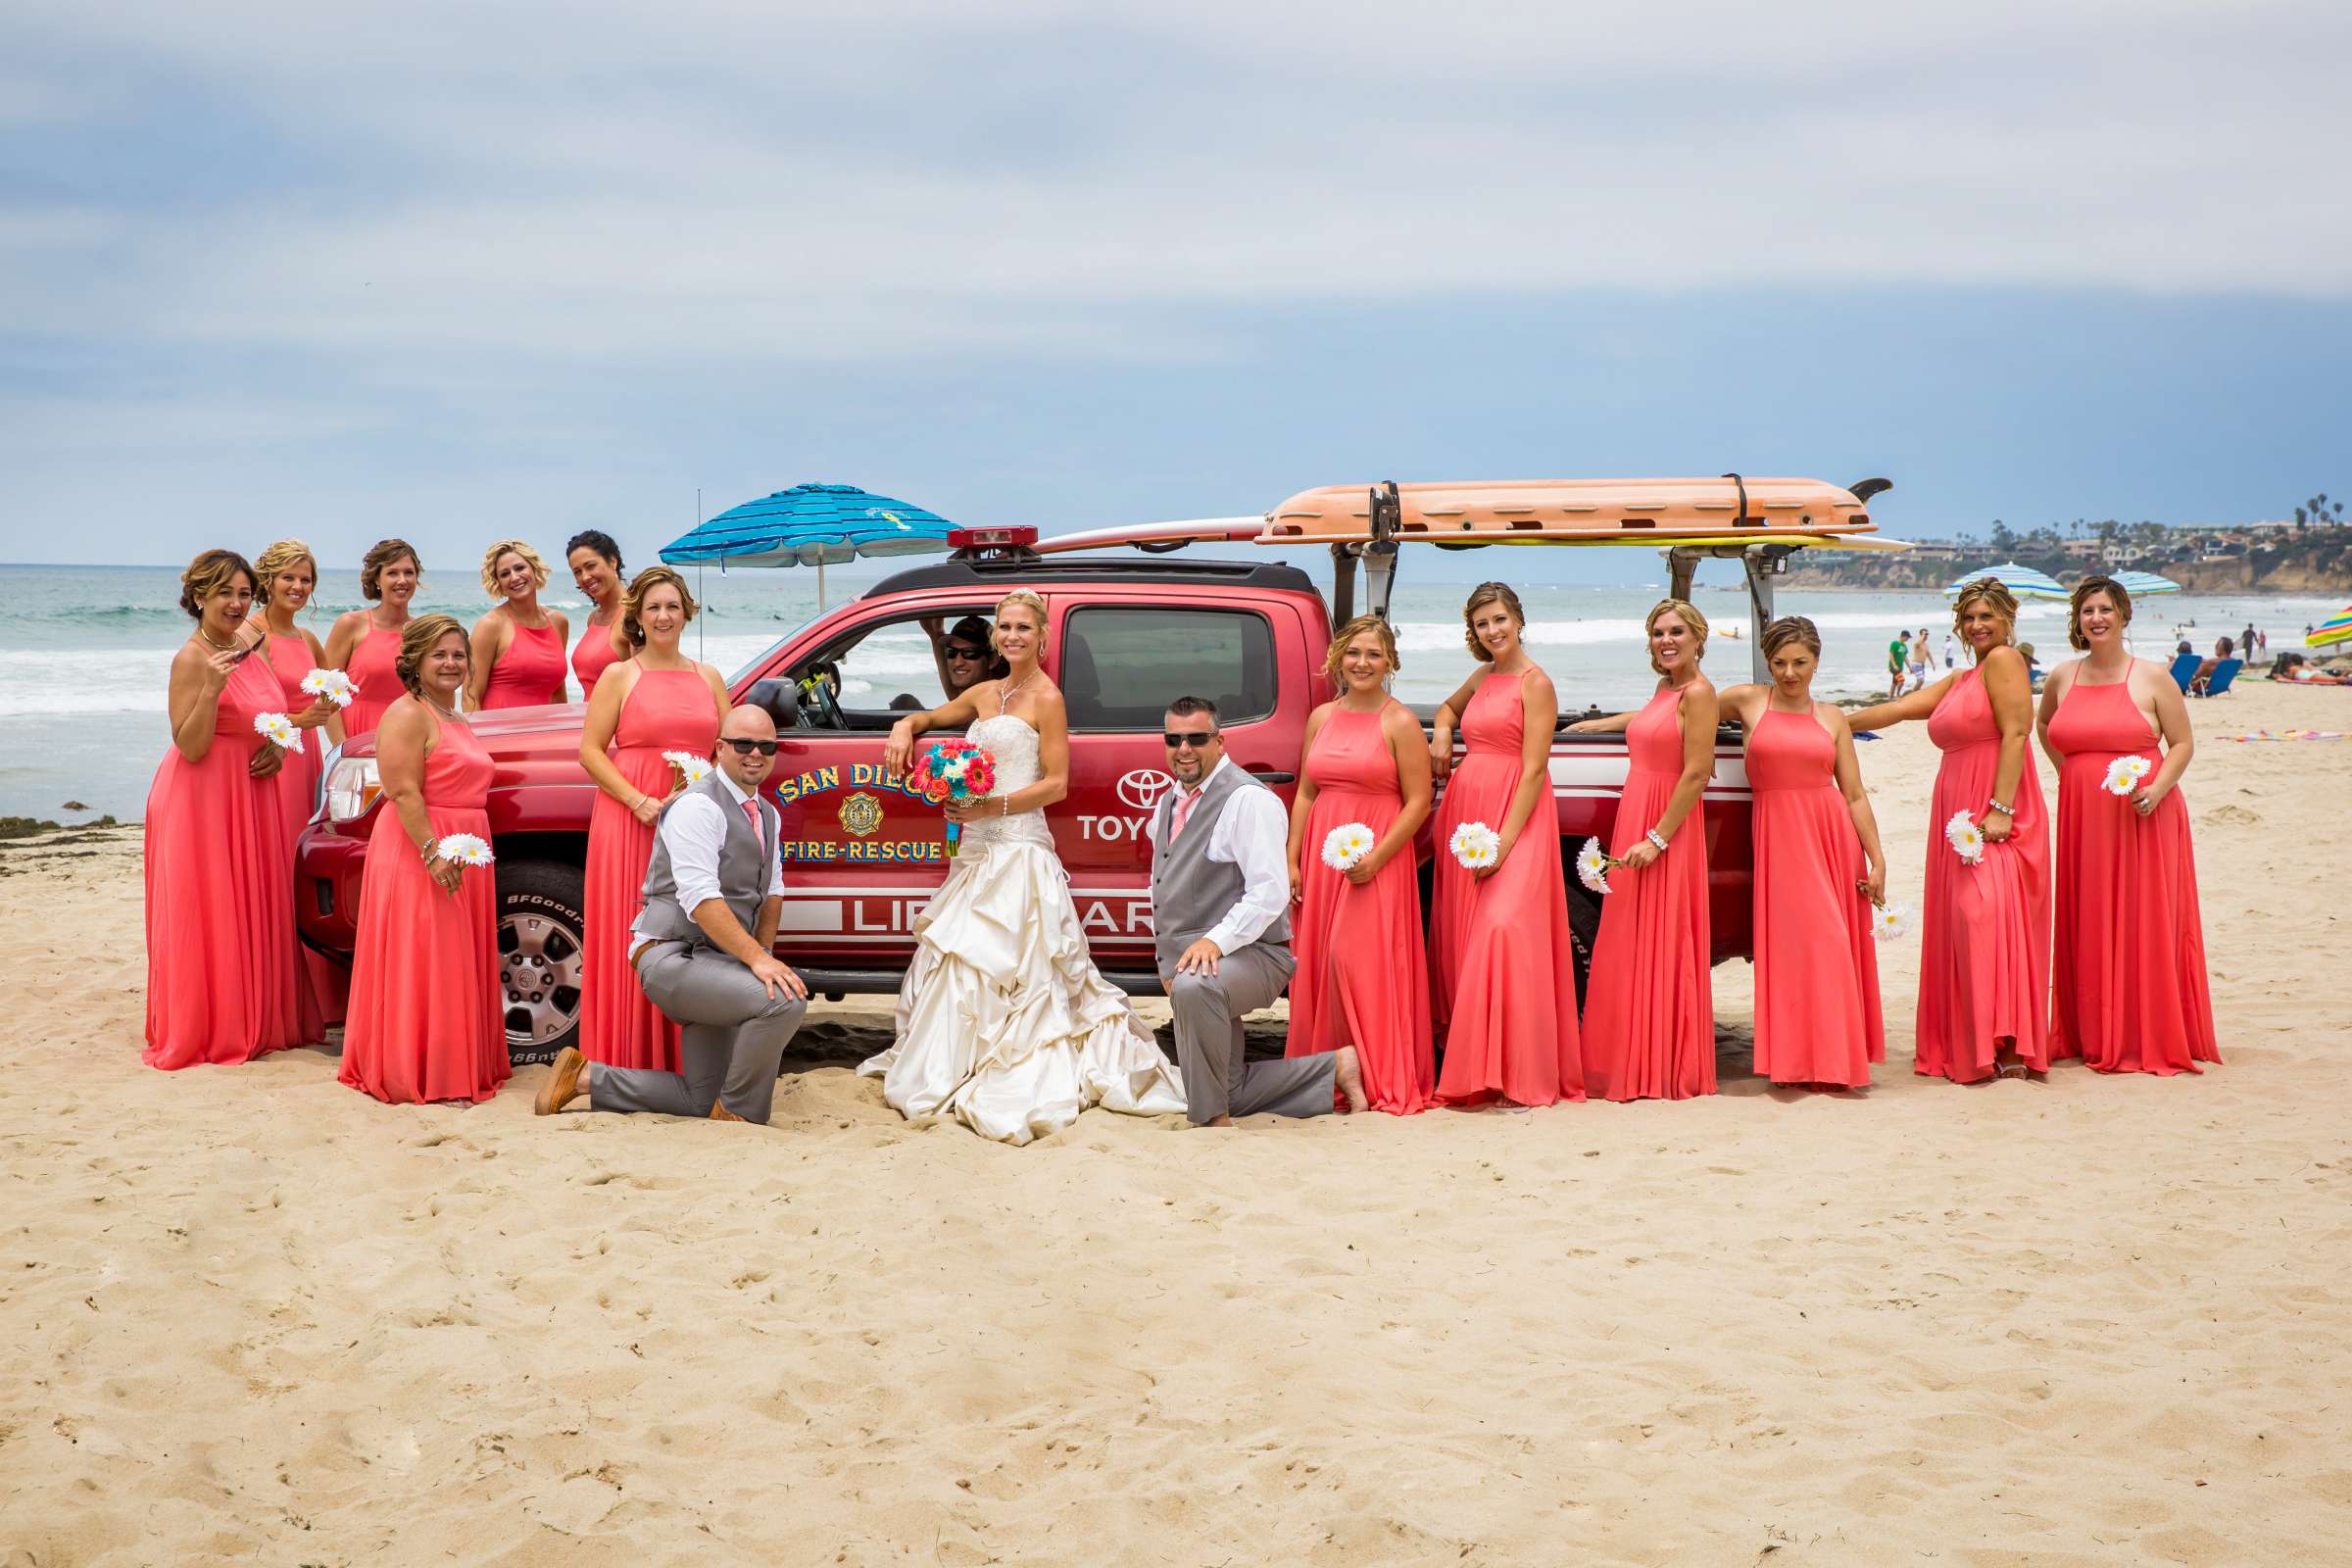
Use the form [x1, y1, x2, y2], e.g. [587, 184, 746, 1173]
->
[709, 1099, 748, 1123]
[535, 1046, 586, 1115]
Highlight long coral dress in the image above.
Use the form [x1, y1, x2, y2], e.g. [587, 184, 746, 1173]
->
[479, 620, 567, 709]
[2044, 674, 2219, 1074]
[143, 650, 309, 1068]
[579, 668, 721, 1071]
[1744, 707, 1884, 1087]
[338, 714, 511, 1103]
[1430, 670, 1583, 1106]
[571, 618, 626, 699]
[1286, 702, 1433, 1114]
[262, 632, 331, 1038]
[1581, 686, 1715, 1102]
[339, 622, 405, 740]
[1916, 666, 2051, 1081]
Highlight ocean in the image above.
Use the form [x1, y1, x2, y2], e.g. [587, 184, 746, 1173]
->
[0, 561, 2330, 823]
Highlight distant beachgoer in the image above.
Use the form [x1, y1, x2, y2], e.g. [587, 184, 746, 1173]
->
[2037, 576, 2219, 1076]
[339, 614, 512, 1104]
[322, 537, 421, 744]
[2241, 623, 2256, 660]
[2191, 635, 2234, 693]
[1887, 633, 1909, 699]
[2257, 629, 2268, 655]
[1843, 578, 2049, 1084]
[1941, 633, 1956, 669]
[1907, 629, 1930, 692]
[1568, 600, 1718, 1102]
[468, 540, 570, 710]
[143, 549, 313, 1069]
[565, 529, 631, 699]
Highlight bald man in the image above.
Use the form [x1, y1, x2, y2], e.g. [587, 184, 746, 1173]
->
[538, 706, 808, 1124]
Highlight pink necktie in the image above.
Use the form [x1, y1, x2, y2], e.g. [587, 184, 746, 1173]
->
[1170, 788, 1200, 838]
[742, 797, 761, 837]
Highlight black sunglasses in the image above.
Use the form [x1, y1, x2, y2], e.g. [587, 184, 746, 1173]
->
[1162, 730, 1219, 749]
[943, 644, 985, 660]
[720, 738, 780, 757]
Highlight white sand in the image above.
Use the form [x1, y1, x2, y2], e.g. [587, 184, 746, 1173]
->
[4, 679, 2350, 1565]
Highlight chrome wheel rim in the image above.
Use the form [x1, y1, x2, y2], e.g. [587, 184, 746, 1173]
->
[498, 909, 584, 1048]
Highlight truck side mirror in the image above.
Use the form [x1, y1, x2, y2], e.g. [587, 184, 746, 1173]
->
[746, 677, 801, 731]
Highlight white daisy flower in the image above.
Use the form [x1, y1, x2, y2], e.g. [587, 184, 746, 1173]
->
[1448, 820, 1501, 870]
[1575, 836, 1615, 895]
[435, 833, 495, 867]
[254, 711, 302, 754]
[1871, 901, 1911, 941]
[1320, 822, 1376, 872]
[662, 750, 712, 787]
[300, 668, 357, 709]
[2101, 755, 2153, 797]
[1944, 809, 1985, 865]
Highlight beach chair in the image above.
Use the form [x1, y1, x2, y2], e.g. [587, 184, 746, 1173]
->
[2167, 653, 2200, 693]
[2193, 658, 2243, 698]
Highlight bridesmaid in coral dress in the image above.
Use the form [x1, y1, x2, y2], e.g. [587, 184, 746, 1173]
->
[468, 539, 570, 710]
[143, 550, 308, 1068]
[251, 538, 342, 1033]
[339, 614, 512, 1104]
[1426, 582, 1582, 1106]
[1570, 599, 1720, 1102]
[2036, 576, 2219, 1075]
[578, 566, 729, 1072]
[1718, 616, 1888, 1089]
[322, 537, 420, 744]
[1849, 578, 2049, 1083]
[1285, 615, 1435, 1114]
[565, 528, 631, 700]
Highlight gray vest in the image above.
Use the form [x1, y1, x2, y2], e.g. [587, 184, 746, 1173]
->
[635, 770, 779, 948]
[1149, 760, 1292, 969]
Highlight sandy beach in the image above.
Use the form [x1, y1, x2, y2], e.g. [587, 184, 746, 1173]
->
[6, 677, 2350, 1566]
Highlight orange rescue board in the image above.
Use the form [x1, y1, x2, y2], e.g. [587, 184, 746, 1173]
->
[1257, 477, 1875, 544]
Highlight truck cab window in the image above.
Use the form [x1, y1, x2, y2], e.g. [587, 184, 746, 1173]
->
[1060, 608, 1275, 730]
[790, 609, 997, 729]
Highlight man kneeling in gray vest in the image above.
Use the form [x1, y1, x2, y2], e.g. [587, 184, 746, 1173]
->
[1152, 697, 1366, 1125]
[537, 706, 808, 1124]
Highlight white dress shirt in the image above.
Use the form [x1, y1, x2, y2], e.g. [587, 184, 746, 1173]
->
[630, 769, 785, 945]
[1146, 755, 1291, 955]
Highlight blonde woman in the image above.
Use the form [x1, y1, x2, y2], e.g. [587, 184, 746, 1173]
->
[251, 537, 339, 1035]
[467, 539, 569, 710]
[863, 589, 1185, 1143]
[1285, 614, 1435, 1114]
[1567, 599, 1720, 1101]
[1847, 578, 2049, 1082]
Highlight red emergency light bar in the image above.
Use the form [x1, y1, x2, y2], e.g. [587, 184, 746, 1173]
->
[947, 526, 1039, 551]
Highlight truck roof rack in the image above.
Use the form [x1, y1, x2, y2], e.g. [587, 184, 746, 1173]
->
[864, 555, 1318, 598]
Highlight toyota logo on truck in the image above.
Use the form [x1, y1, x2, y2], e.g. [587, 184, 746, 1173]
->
[1083, 768, 1175, 842]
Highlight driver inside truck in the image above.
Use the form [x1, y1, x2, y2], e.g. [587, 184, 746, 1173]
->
[891, 613, 1007, 711]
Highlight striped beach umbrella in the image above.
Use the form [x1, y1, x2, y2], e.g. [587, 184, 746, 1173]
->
[2310, 603, 2352, 649]
[1945, 562, 2069, 600]
[660, 482, 956, 611]
[2110, 569, 2182, 596]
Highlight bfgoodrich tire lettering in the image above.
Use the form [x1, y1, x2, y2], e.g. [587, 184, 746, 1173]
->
[495, 858, 585, 1065]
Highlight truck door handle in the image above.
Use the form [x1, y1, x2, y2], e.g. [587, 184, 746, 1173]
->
[1246, 767, 1297, 784]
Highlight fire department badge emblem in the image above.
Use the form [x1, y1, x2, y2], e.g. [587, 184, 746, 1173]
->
[838, 791, 884, 839]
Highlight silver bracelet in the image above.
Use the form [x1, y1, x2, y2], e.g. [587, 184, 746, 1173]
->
[418, 837, 439, 863]
[1646, 828, 1670, 853]
[1986, 798, 2015, 817]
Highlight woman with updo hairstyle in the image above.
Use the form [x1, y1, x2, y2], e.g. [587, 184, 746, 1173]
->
[251, 537, 340, 1034]
[577, 565, 728, 1072]
[1282, 613, 1435, 1113]
[339, 613, 511, 1104]
[1566, 597, 1720, 1100]
[1716, 616, 1888, 1089]
[1424, 582, 1583, 1105]
[1847, 577, 2050, 1082]
[565, 529, 633, 699]
[2035, 575, 2218, 1074]
[467, 539, 569, 710]
[323, 537, 422, 743]
[144, 549, 314, 1068]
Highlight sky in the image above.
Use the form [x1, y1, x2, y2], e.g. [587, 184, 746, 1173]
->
[2, 1, 2348, 586]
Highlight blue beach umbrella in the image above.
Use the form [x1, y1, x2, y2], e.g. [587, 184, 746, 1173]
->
[660, 482, 956, 610]
[2109, 569, 2182, 596]
[1944, 562, 2068, 600]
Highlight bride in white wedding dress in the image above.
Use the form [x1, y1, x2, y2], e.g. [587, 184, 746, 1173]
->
[859, 590, 1186, 1144]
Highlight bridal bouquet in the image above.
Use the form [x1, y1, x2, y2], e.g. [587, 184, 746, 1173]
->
[910, 737, 998, 858]
[662, 750, 712, 789]
[254, 711, 304, 754]
[300, 668, 357, 710]
[1943, 809, 1985, 865]
[1448, 820, 1502, 872]
[1575, 835, 1623, 895]
[2101, 755, 2153, 798]
[1320, 822, 1376, 873]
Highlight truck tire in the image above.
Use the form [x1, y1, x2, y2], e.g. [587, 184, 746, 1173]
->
[1562, 870, 1601, 1000]
[496, 858, 586, 1066]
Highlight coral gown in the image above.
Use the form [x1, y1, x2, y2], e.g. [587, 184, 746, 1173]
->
[1286, 702, 1433, 1114]
[143, 650, 310, 1068]
[1915, 666, 2051, 1081]
[579, 668, 721, 1071]
[479, 620, 567, 709]
[339, 714, 511, 1103]
[1744, 707, 1884, 1087]
[339, 622, 405, 740]
[2045, 674, 2219, 1074]
[571, 617, 626, 699]
[262, 632, 331, 1038]
[1430, 670, 1583, 1105]
[1581, 686, 1715, 1102]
